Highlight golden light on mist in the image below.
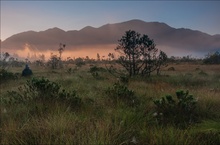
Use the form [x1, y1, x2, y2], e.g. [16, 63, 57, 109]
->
[14, 43, 116, 61]
[16, 43, 46, 60]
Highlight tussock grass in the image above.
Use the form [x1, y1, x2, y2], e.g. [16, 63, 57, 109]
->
[1, 63, 220, 144]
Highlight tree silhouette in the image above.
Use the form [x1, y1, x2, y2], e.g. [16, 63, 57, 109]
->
[114, 30, 167, 76]
[58, 43, 66, 60]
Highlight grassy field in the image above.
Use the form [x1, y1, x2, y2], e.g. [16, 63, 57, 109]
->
[1, 62, 220, 145]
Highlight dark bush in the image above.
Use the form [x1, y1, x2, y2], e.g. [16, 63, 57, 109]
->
[106, 82, 139, 107]
[58, 90, 82, 108]
[0, 69, 17, 83]
[153, 90, 197, 127]
[89, 66, 106, 72]
[75, 57, 85, 67]
[89, 66, 106, 80]
[5, 77, 81, 107]
[203, 51, 220, 64]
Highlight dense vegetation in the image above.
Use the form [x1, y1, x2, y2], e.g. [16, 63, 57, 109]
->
[1, 61, 220, 145]
[203, 51, 220, 64]
[0, 31, 220, 144]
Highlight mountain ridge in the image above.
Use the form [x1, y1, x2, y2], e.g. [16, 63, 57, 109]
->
[2, 19, 220, 57]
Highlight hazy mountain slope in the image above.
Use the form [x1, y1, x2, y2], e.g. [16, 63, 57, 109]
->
[2, 19, 220, 55]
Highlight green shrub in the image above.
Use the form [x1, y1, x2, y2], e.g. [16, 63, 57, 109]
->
[89, 66, 106, 80]
[105, 82, 139, 107]
[58, 89, 82, 107]
[26, 77, 60, 100]
[0, 69, 17, 83]
[153, 90, 197, 127]
[4, 77, 81, 107]
[75, 57, 85, 67]
[89, 66, 106, 72]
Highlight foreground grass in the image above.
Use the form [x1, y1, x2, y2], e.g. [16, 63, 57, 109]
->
[1, 63, 220, 144]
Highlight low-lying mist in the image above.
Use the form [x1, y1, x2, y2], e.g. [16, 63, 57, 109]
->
[5, 44, 116, 61]
[3, 43, 208, 61]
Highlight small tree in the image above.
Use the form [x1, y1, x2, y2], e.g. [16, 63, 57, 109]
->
[48, 53, 59, 69]
[97, 53, 100, 61]
[58, 43, 65, 60]
[75, 57, 85, 67]
[114, 30, 167, 77]
[58, 43, 66, 68]
[156, 51, 168, 75]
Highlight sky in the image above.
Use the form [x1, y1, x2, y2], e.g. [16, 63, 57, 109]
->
[1, 1, 220, 41]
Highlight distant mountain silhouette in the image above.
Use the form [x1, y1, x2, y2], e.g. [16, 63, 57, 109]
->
[2, 19, 220, 56]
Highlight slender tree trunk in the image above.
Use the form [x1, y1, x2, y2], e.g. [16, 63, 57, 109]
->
[132, 53, 135, 75]
[129, 55, 132, 76]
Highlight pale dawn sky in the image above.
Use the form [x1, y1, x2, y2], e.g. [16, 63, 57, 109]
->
[1, 1, 220, 41]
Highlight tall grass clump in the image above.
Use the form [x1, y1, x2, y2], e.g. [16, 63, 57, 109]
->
[161, 74, 209, 87]
[190, 120, 220, 144]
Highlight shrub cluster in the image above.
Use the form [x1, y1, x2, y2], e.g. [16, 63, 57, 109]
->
[89, 66, 106, 79]
[75, 57, 85, 67]
[0, 69, 18, 83]
[4, 77, 81, 107]
[153, 90, 197, 127]
[203, 51, 220, 64]
[105, 82, 139, 107]
[89, 66, 106, 72]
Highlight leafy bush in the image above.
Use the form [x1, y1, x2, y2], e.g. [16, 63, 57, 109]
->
[4, 77, 81, 107]
[58, 89, 82, 107]
[89, 66, 106, 79]
[75, 57, 85, 67]
[89, 66, 106, 72]
[105, 82, 139, 107]
[0, 69, 17, 83]
[153, 90, 197, 126]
